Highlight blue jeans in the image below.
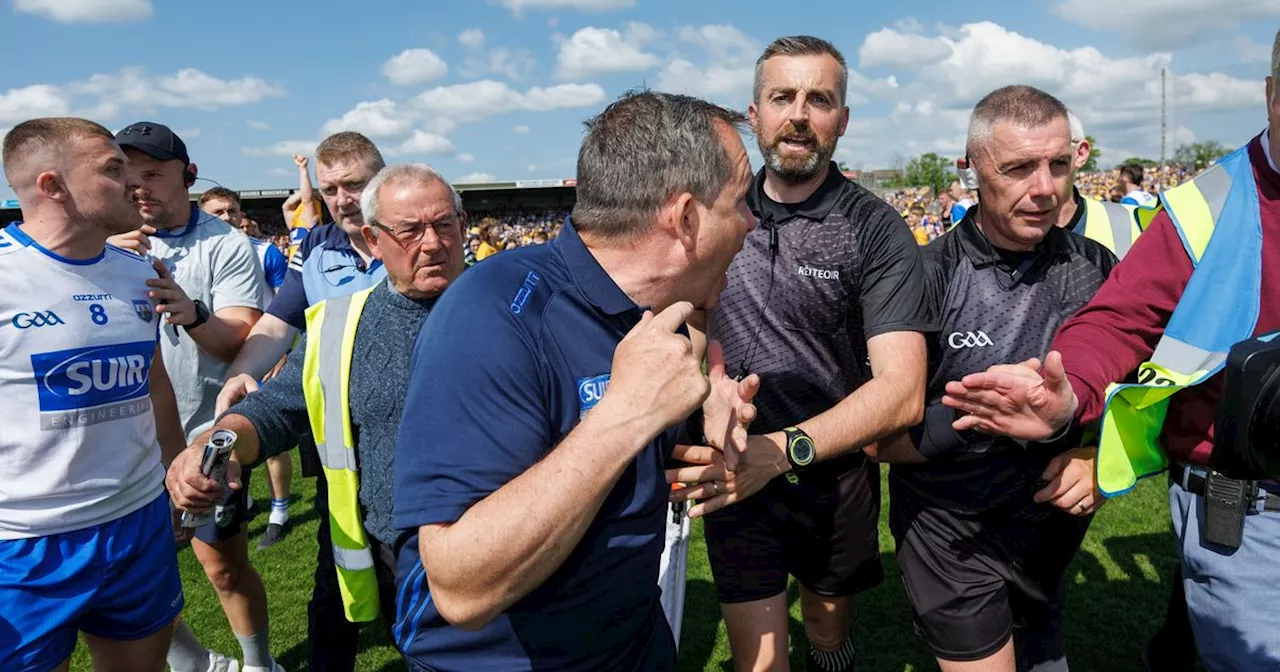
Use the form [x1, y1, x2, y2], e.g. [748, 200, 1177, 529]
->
[1169, 478, 1280, 671]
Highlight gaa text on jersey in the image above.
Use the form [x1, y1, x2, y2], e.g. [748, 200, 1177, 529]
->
[12, 311, 65, 329]
[797, 264, 841, 280]
[948, 330, 993, 349]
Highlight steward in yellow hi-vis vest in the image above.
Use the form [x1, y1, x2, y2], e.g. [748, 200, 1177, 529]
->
[1080, 198, 1146, 259]
[1093, 144, 1262, 495]
[1063, 186, 1151, 260]
[303, 286, 381, 622]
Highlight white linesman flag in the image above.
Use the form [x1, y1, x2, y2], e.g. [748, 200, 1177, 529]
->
[658, 493, 691, 647]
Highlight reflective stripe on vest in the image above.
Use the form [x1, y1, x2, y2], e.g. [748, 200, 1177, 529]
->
[1095, 144, 1264, 496]
[1082, 199, 1144, 259]
[302, 286, 381, 623]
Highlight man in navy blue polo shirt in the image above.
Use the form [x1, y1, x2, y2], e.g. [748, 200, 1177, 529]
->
[392, 90, 759, 671]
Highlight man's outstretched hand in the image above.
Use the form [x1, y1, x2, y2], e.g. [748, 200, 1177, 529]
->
[701, 339, 759, 471]
[941, 352, 1078, 441]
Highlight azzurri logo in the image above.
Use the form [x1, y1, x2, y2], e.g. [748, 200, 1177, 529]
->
[30, 340, 154, 430]
[576, 373, 610, 417]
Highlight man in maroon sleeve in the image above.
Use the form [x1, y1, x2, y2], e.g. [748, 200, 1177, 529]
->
[940, 30, 1280, 672]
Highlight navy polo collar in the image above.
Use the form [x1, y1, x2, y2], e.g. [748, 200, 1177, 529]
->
[554, 218, 637, 316]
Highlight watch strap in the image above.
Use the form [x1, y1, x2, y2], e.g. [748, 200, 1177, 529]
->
[183, 299, 210, 332]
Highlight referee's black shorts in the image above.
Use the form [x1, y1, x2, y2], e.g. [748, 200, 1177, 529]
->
[889, 494, 1091, 663]
[704, 455, 883, 604]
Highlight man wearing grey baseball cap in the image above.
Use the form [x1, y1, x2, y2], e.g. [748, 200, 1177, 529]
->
[110, 121, 279, 672]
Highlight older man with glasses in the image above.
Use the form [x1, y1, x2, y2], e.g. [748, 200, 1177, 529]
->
[167, 163, 467, 672]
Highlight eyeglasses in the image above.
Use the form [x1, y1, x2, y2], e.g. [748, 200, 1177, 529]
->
[372, 214, 458, 247]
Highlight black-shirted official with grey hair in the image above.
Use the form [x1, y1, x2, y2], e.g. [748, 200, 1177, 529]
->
[874, 85, 1116, 672]
[670, 35, 930, 672]
[166, 163, 467, 669]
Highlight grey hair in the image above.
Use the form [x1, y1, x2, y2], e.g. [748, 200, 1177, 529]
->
[359, 163, 463, 230]
[1272, 29, 1280, 98]
[1067, 109, 1085, 144]
[966, 85, 1070, 160]
[571, 89, 748, 239]
[753, 35, 849, 106]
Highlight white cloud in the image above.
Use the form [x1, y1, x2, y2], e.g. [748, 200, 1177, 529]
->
[555, 23, 660, 81]
[488, 49, 538, 80]
[413, 80, 605, 121]
[246, 120, 270, 131]
[527, 164, 538, 172]
[382, 49, 449, 86]
[15, 0, 151, 23]
[891, 17, 926, 35]
[654, 25, 759, 104]
[1175, 126, 1197, 145]
[394, 130, 455, 156]
[497, 0, 633, 15]
[859, 27, 953, 69]
[457, 172, 496, 183]
[422, 117, 458, 136]
[159, 69, 284, 107]
[513, 124, 531, 134]
[70, 67, 284, 110]
[458, 28, 485, 49]
[902, 21, 1260, 116]
[458, 153, 476, 163]
[176, 127, 200, 139]
[268, 167, 291, 177]
[1236, 36, 1273, 64]
[1176, 72, 1262, 109]
[816, 20, 1262, 169]
[243, 140, 319, 157]
[76, 101, 119, 121]
[460, 47, 537, 81]
[322, 99, 414, 138]
[1050, 0, 1280, 49]
[0, 84, 70, 123]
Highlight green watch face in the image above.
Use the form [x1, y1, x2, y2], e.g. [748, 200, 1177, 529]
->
[790, 436, 815, 466]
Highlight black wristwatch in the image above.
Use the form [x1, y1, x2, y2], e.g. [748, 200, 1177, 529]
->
[783, 426, 816, 471]
[183, 299, 211, 332]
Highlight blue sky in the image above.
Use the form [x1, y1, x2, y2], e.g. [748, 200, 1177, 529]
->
[2, 0, 1277, 202]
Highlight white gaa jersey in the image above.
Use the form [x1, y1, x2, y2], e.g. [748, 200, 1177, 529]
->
[0, 223, 164, 539]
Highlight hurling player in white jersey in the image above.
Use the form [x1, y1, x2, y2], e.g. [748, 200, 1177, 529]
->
[0, 118, 188, 672]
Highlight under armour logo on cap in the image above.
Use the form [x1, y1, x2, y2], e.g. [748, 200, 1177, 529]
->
[120, 124, 154, 136]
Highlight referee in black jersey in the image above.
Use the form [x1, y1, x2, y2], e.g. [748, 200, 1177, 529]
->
[669, 36, 930, 672]
[871, 86, 1117, 672]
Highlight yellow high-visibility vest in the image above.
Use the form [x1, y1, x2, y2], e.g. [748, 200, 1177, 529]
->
[302, 286, 381, 622]
[1082, 198, 1146, 259]
[1096, 145, 1263, 496]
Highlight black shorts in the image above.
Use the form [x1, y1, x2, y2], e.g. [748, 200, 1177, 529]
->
[890, 498, 1091, 662]
[704, 456, 883, 603]
[193, 468, 253, 544]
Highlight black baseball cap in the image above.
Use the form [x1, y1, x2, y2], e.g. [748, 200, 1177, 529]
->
[115, 121, 190, 166]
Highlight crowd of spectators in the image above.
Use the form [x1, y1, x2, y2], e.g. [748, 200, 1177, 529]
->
[236, 161, 1201, 261]
[878, 163, 1199, 245]
[463, 208, 569, 264]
